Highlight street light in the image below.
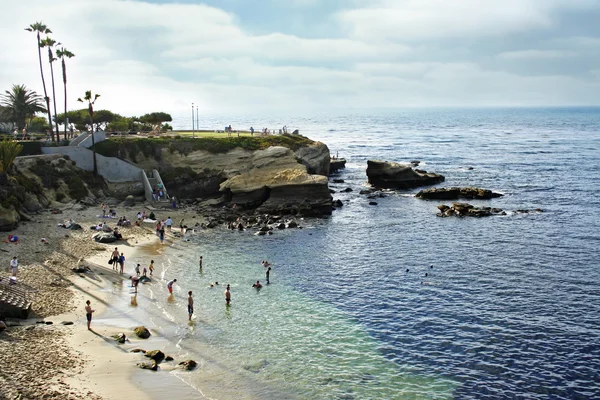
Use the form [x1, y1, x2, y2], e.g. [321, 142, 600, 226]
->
[196, 106, 199, 138]
[191, 102, 195, 137]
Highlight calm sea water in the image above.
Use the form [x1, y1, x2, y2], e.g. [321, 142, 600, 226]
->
[114, 108, 600, 399]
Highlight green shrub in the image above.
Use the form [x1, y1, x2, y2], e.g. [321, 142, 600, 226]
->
[55, 192, 65, 202]
[18, 141, 42, 156]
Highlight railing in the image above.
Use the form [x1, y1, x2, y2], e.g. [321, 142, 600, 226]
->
[141, 170, 154, 203]
[152, 170, 170, 200]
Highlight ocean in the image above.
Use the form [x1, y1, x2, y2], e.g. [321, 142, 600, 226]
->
[104, 108, 600, 399]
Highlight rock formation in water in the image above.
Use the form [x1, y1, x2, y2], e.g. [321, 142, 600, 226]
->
[366, 160, 444, 189]
[417, 187, 503, 200]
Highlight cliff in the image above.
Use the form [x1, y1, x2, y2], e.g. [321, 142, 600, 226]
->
[94, 135, 332, 216]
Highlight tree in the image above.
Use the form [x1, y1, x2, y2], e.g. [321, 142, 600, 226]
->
[29, 116, 50, 133]
[0, 138, 23, 183]
[0, 84, 46, 131]
[40, 36, 60, 138]
[56, 46, 75, 141]
[78, 91, 100, 175]
[139, 112, 173, 132]
[25, 22, 54, 142]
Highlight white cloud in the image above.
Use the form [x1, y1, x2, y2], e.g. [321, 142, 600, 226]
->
[0, 0, 598, 119]
[496, 50, 576, 60]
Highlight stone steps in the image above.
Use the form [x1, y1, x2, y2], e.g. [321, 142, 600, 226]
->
[0, 275, 37, 318]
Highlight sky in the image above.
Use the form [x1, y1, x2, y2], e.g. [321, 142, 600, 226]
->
[2, 0, 600, 116]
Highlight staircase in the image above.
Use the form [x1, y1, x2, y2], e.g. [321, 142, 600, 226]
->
[0, 276, 37, 319]
[141, 169, 170, 204]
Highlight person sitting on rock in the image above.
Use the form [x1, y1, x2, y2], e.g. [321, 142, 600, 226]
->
[117, 217, 124, 226]
[113, 228, 123, 240]
[102, 223, 113, 233]
[122, 218, 131, 227]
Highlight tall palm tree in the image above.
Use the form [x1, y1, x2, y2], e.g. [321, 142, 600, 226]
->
[78, 90, 100, 175]
[0, 84, 46, 131]
[40, 36, 60, 139]
[56, 46, 75, 141]
[25, 22, 54, 142]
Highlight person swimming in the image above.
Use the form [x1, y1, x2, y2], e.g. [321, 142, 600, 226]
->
[252, 280, 263, 289]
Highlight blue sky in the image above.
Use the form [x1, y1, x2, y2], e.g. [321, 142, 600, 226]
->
[2, 0, 600, 115]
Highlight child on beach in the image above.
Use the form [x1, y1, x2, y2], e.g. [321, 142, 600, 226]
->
[149, 260, 154, 277]
[118, 253, 125, 274]
[142, 266, 147, 277]
[188, 291, 194, 321]
[135, 264, 141, 277]
[167, 279, 177, 294]
[130, 276, 140, 293]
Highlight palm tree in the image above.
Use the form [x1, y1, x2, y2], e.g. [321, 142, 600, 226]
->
[0, 84, 46, 131]
[56, 46, 75, 141]
[25, 22, 54, 142]
[78, 90, 100, 175]
[40, 36, 60, 139]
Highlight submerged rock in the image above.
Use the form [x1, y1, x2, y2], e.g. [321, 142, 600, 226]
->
[416, 187, 503, 200]
[178, 359, 198, 371]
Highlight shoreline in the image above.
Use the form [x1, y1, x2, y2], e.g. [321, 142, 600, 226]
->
[0, 203, 203, 399]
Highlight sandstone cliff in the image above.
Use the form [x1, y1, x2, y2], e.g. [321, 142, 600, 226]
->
[94, 136, 332, 216]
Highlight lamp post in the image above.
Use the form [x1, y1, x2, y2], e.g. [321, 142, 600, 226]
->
[196, 106, 199, 138]
[191, 102, 195, 137]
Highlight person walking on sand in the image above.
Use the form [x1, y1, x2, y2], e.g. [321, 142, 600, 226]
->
[166, 216, 173, 231]
[85, 300, 95, 330]
[149, 260, 154, 277]
[118, 252, 125, 274]
[188, 291, 194, 321]
[9, 256, 18, 277]
[159, 226, 165, 244]
[179, 219, 185, 235]
[225, 284, 231, 305]
[135, 263, 141, 277]
[167, 278, 177, 294]
[111, 248, 120, 271]
[101, 203, 107, 217]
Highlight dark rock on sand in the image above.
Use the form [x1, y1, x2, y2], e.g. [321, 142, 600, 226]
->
[92, 232, 117, 243]
[165, 356, 174, 362]
[134, 326, 151, 339]
[137, 361, 158, 371]
[416, 187, 503, 200]
[131, 348, 146, 353]
[113, 333, 127, 343]
[145, 350, 166, 363]
[60, 321, 74, 326]
[367, 160, 444, 189]
[178, 360, 198, 371]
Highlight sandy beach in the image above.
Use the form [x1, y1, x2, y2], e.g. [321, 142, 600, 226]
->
[0, 202, 202, 400]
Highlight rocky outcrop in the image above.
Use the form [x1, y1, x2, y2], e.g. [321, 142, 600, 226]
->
[417, 187, 503, 200]
[437, 203, 505, 217]
[92, 232, 117, 243]
[0, 208, 20, 231]
[329, 158, 346, 174]
[219, 147, 332, 216]
[294, 142, 330, 175]
[366, 160, 444, 189]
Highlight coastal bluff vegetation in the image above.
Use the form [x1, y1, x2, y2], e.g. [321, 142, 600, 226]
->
[93, 134, 333, 216]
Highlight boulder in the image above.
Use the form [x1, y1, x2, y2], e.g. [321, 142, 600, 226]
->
[286, 220, 298, 228]
[137, 361, 158, 371]
[113, 333, 127, 344]
[134, 326, 151, 339]
[165, 356, 174, 362]
[294, 142, 331, 176]
[92, 232, 117, 243]
[332, 199, 343, 208]
[145, 350, 165, 363]
[369, 201, 378, 206]
[416, 187, 503, 200]
[366, 160, 444, 189]
[178, 360, 198, 371]
[23, 193, 42, 212]
[343, 187, 353, 192]
[0, 207, 20, 232]
[329, 158, 346, 174]
[69, 223, 83, 230]
[436, 203, 504, 218]
[124, 195, 136, 206]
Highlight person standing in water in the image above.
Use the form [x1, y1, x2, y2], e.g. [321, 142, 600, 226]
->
[266, 266, 271, 284]
[188, 291, 194, 321]
[167, 278, 177, 294]
[225, 284, 231, 305]
[85, 300, 95, 330]
[199, 256, 203, 272]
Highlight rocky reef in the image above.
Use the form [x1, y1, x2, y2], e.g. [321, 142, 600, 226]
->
[366, 160, 444, 189]
[417, 187, 503, 200]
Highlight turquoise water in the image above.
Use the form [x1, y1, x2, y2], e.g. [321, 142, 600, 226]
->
[128, 230, 457, 399]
